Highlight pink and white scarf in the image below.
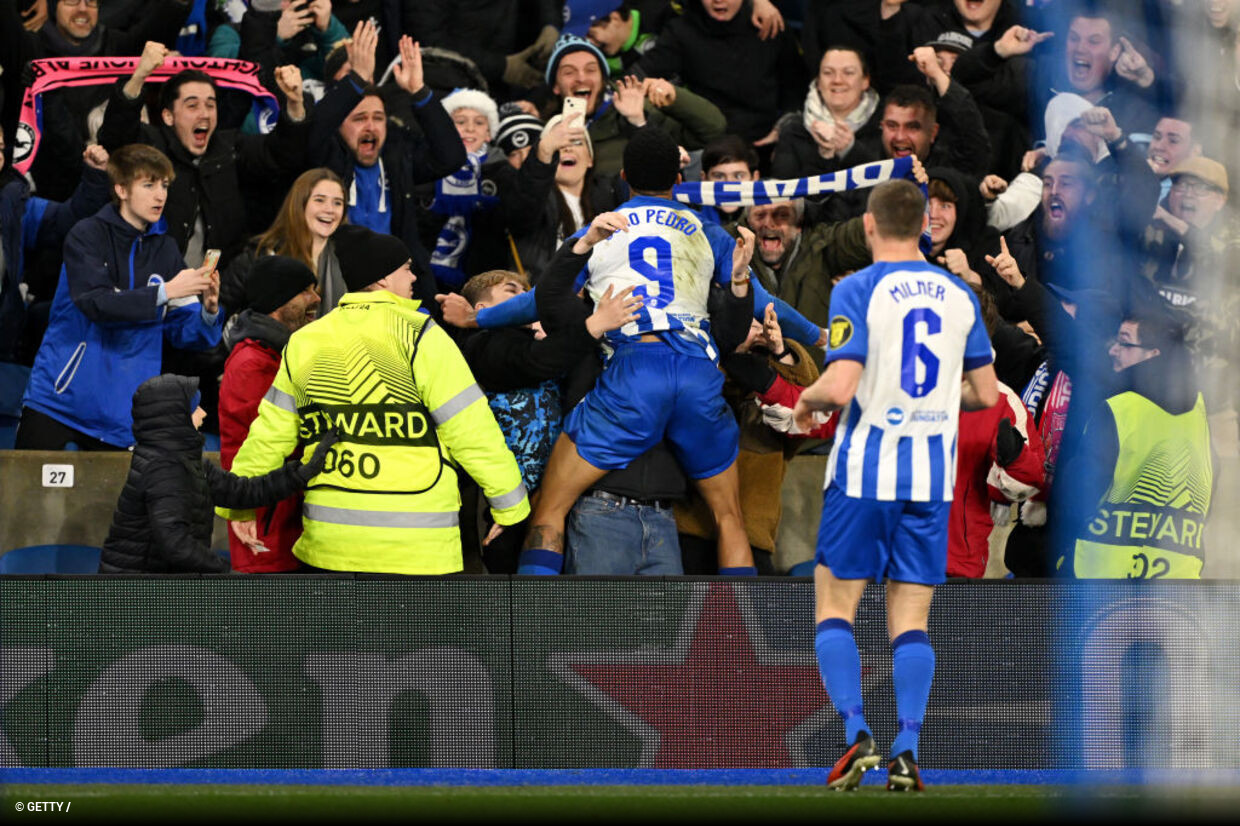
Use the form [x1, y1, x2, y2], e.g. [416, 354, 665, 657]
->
[12, 56, 280, 175]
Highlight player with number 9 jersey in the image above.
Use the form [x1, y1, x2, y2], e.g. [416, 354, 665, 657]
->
[580, 195, 742, 363]
[824, 260, 994, 503]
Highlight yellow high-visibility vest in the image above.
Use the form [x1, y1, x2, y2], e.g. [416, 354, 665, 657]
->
[1074, 391, 1212, 579]
[218, 291, 528, 574]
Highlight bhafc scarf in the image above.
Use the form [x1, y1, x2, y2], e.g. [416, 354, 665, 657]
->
[673, 156, 932, 253]
[13, 56, 279, 175]
[430, 148, 498, 289]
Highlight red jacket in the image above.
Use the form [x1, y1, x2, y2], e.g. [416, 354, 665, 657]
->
[755, 375, 840, 441]
[948, 383, 1045, 578]
[219, 336, 304, 572]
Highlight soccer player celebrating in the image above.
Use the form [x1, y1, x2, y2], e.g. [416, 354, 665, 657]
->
[517, 127, 758, 577]
[792, 179, 998, 791]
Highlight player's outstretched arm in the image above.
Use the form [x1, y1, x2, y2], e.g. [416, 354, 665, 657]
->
[792, 359, 863, 433]
[961, 363, 999, 410]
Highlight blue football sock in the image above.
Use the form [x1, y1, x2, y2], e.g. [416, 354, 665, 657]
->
[890, 629, 935, 761]
[516, 548, 563, 576]
[788, 560, 816, 578]
[815, 618, 868, 744]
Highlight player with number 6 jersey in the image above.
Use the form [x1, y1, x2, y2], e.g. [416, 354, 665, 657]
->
[793, 179, 998, 792]
[824, 259, 994, 502]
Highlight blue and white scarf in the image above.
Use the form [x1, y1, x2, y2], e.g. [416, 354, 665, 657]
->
[672, 156, 932, 254]
[430, 148, 498, 289]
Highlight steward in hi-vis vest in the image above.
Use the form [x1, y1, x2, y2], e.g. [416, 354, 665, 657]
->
[219, 226, 528, 574]
[1073, 391, 1212, 578]
[1066, 316, 1213, 579]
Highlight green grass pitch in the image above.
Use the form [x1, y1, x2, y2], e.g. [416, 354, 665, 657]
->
[8, 782, 1231, 823]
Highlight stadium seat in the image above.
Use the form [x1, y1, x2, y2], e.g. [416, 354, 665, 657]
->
[0, 545, 101, 574]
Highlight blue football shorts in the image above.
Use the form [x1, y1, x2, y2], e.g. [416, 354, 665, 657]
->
[815, 483, 951, 585]
[563, 342, 739, 480]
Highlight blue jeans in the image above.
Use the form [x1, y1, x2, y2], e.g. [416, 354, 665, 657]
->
[565, 494, 683, 575]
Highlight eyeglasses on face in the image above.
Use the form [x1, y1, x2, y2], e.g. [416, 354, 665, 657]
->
[1171, 178, 1220, 196]
[60, 0, 100, 7]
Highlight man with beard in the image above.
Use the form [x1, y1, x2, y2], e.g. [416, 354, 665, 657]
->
[311, 23, 465, 311]
[744, 200, 868, 342]
[219, 255, 322, 573]
[998, 143, 1157, 316]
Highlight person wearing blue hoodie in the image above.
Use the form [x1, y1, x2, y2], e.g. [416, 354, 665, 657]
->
[17, 143, 223, 450]
[0, 133, 112, 364]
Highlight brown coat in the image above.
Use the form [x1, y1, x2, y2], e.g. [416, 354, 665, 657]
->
[674, 340, 820, 552]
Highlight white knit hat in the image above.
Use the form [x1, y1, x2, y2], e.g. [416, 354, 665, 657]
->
[441, 88, 500, 140]
[1043, 92, 1110, 162]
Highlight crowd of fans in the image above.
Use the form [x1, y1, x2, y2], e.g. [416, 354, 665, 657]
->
[1, 0, 1236, 578]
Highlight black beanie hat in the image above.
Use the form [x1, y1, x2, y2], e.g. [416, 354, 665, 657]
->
[495, 104, 545, 156]
[332, 225, 413, 292]
[623, 127, 680, 193]
[245, 254, 317, 313]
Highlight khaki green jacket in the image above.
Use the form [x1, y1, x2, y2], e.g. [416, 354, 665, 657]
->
[587, 84, 727, 177]
[751, 216, 870, 339]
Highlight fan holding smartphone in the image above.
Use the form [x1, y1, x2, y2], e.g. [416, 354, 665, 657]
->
[276, 0, 318, 39]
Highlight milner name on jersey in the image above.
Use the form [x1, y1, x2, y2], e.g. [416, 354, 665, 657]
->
[824, 261, 994, 502]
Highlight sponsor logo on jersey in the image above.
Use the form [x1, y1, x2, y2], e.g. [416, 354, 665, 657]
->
[829, 316, 853, 350]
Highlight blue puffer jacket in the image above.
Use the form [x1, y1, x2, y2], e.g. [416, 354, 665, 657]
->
[22, 204, 223, 447]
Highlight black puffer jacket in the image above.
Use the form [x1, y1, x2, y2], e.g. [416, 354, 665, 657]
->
[770, 110, 883, 182]
[635, 0, 806, 142]
[99, 375, 329, 573]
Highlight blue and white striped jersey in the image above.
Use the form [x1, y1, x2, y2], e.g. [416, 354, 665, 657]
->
[581, 195, 736, 361]
[824, 260, 993, 502]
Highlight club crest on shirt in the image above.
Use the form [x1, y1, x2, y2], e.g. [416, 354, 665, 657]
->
[829, 315, 853, 350]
